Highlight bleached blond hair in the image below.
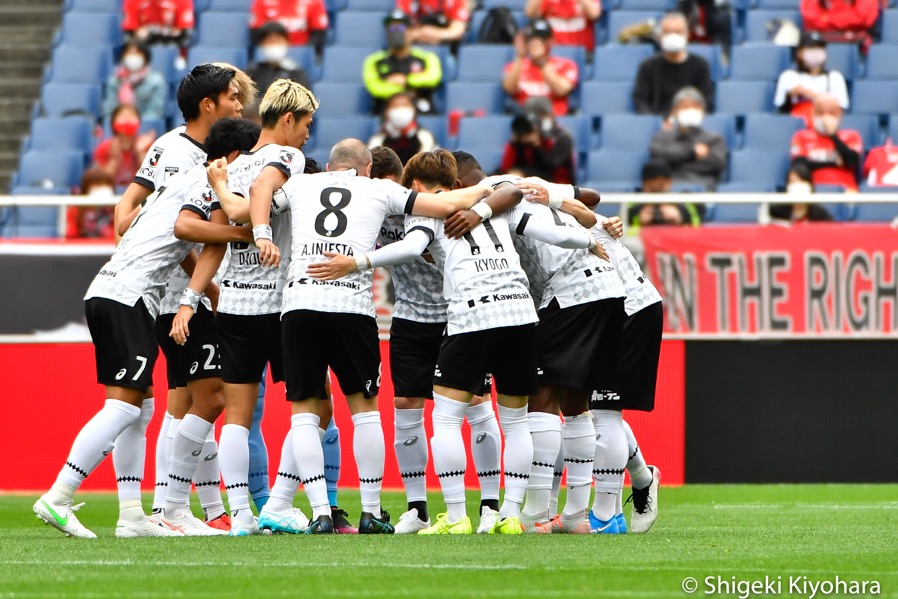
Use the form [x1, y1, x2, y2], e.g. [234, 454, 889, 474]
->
[258, 79, 319, 127]
[211, 62, 258, 111]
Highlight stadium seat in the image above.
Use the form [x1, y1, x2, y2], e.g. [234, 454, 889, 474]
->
[445, 82, 506, 114]
[715, 80, 775, 113]
[16, 150, 85, 189]
[416, 115, 449, 148]
[755, 0, 801, 7]
[887, 118, 898, 144]
[345, 0, 393, 9]
[586, 149, 648, 184]
[27, 117, 95, 153]
[617, 0, 675, 9]
[553, 45, 589, 80]
[840, 114, 882, 149]
[729, 44, 789, 80]
[314, 82, 372, 115]
[741, 113, 806, 151]
[728, 150, 790, 186]
[743, 10, 800, 43]
[457, 115, 512, 150]
[321, 47, 373, 82]
[556, 115, 593, 152]
[824, 43, 858, 81]
[40, 83, 102, 118]
[467, 148, 504, 174]
[149, 45, 185, 83]
[286, 46, 317, 80]
[196, 13, 251, 47]
[57, 12, 122, 46]
[0, 205, 60, 239]
[335, 12, 388, 47]
[864, 45, 898, 79]
[48, 46, 112, 83]
[480, 0, 526, 8]
[706, 203, 761, 223]
[881, 9, 898, 43]
[598, 114, 661, 150]
[702, 113, 739, 150]
[688, 44, 725, 81]
[606, 11, 663, 43]
[206, 0, 252, 10]
[853, 203, 898, 222]
[592, 44, 653, 81]
[188, 46, 249, 70]
[324, 0, 348, 11]
[715, 182, 776, 192]
[850, 81, 898, 115]
[311, 116, 375, 153]
[455, 45, 514, 81]
[66, 0, 121, 12]
[580, 81, 634, 114]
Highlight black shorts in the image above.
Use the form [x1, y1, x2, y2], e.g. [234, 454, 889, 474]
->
[85, 297, 158, 392]
[538, 297, 625, 393]
[217, 312, 284, 384]
[155, 313, 186, 389]
[181, 305, 222, 383]
[615, 301, 663, 412]
[389, 318, 446, 399]
[282, 310, 381, 401]
[433, 324, 538, 397]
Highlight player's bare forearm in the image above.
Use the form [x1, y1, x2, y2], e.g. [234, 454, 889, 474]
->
[114, 182, 151, 242]
[117, 206, 141, 237]
[174, 211, 253, 243]
[187, 243, 226, 293]
[577, 186, 601, 208]
[215, 182, 250, 223]
[411, 182, 493, 218]
[559, 198, 598, 228]
[248, 167, 287, 228]
[485, 183, 524, 214]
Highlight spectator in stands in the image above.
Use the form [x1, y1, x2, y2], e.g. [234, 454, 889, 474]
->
[363, 10, 443, 115]
[250, 0, 328, 56]
[790, 92, 862, 191]
[800, 0, 880, 47]
[123, 0, 194, 55]
[92, 104, 153, 189]
[524, 0, 602, 53]
[67, 168, 116, 240]
[648, 87, 726, 191]
[630, 159, 704, 226]
[397, 0, 470, 48]
[502, 20, 579, 116]
[774, 31, 849, 128]
[863, 139, 898, 188]
[368, 92, 436, 165]
[770, 158, 834, 222]
[246, 22, 312, 122]
[500, 96, 575, 183]
[632, 12, 714, 116]
[103, 41, 166, 122]
[677, 0, 732, 61]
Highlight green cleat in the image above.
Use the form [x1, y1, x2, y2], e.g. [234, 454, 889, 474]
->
[417, 513, 473, 535]
[490, 516, 524, 535]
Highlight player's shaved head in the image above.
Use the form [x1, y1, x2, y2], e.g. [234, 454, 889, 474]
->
[401, 150, 457, 190]
[328, 138, 372, 173]
[370, 146, 404, 181]
[452, 151, 486, 187]
[205, 117, 261, 160]
[210, 62, 258, 111]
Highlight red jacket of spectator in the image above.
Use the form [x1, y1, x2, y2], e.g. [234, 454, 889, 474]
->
[864, 140, 898, 187]
[250, 0, 329, 46]
[503, 56, 579, 116]
[395, 0, 470, 25]
[532, 0, 599, 53]
[123, 0, 194, 32]
[790, 127, 863, 191]
[800, 0, 880, 34]
[93, 138, 142, 189]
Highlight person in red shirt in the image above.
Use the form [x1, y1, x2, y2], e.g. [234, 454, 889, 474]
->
[250, 0, 329, 53]
[92, 104, 154, 189]
[123, 0, 194, 49]
[800, 0, 880, 46]
[397, 0, 470, 46]
[789, 93, 862, 191]
[502, 20, 579, 117]
[524, 0, 601, 53]
[863, 139, 898, 188]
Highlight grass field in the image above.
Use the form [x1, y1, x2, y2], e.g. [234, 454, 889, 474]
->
[1, 485, 896, 599]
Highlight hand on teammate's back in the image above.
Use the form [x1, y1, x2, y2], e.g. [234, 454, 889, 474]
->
[516, 181, 549, 205]
[307, 251, 356, 280]
[444, 209, 482, 239]
[169, 305, 194, 345]
[256, 239, 280, 268]
[206, 159, 229, 188]
[603, 216, 624, 239]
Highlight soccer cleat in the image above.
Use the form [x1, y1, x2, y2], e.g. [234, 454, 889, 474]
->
[359, 510, 395, 534]
[560, 509, 592, 534]
[548, 514, 564, 533]
[490, 516, 524, 535]
[588, 510, 621, 534]
[159, 511, 229, 536]
[616, 513, 628, 533]
[520, 511, 554, 534]
[205, 512, 231, 532]
[627, 465, 660, 534]
[304, 514, 335, 534]
[331, 507, 358, 534]
[394, 508, 431, 534]
[475, 506, 499, 534]
[258, 506, 310, 534]
[115, 515, 184, 538]
[229, 515, 261, 537]
[33, 495, 96, 539]
[417, 513, 472, 535]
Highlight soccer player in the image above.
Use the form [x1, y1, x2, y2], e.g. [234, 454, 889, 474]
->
[252, 139, 495, 533]
[33, 117, 260, 538]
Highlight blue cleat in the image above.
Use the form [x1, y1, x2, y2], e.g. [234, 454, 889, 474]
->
[615, 513, 628, 533]
[588, 510, 621, 534]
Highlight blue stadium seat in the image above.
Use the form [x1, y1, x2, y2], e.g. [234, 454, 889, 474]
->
[850, 81, 898, 115]
[66, 0, 121, 12]
[580, 81, 634, 113]
[286, 45, 318, 80]
[336, 12, 388, 47]
[455, 45, 514, 81]
[457, 116, 512, 150]
[598, 114, 661, 150]
[617, 0, 675, 9]
[606, 11, 663, 43]
[888, 117, 898, 144]
[553, 45, 589, 80]
[755, 0, 801, 7]
[188, 46, 249, 70]
[149, 45, 185, 83]
[57, 12, 122, 46]
[16, 150, 85, 189]
[864, 45, 898, 79]
[311, 116, 375, 153]
[480, 0, 527, 8]
[840, 114, 881, 149]
[27, 117, 95, 153]
[728, 150, 790, 186]
[729, 44, 789, 80]
[206, 0, 252, 9]
[0, 204, 60, 239]
[419, 44, 456, 81]
[688, 44, 725, 81]
[445, 82, 506, 113]
[586, 149, 648, 183]
[41, 83, 102, 117]
[824, 43, 858, 81]
[48, 46, 112, 83]
[416, 115, 449, 148]
[592, 44, 653, 81]
[743, 10, 800, 43]
[706, 203, 762, 223]
[196, 13, 251, 47]
[321, 47, 372, 82]
[715, 80, 775, 113]
[853, 203, 898, 222]
[325, 0, 348, 11]
[702, 113, 738, 149]
[881, 9, 898, 43]
[715, 182, 776, 192]
[314, 82, 372, 115]
[556, 115, 593, 152]
[467, 148, 504, 174]
[741, 113, 805, 150]
[345, 0, 393, 9]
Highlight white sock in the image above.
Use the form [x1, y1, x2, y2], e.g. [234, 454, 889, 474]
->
[623, 419, 653, 489]
[165, 417, 181, 486]
[267, 430, 299, 513]
[152, 411, 173, 510]
[561, 413, 596, 517]
[51, 400, 141, 501]
[352, 411, 385, 518]
[431, 393, 468, 522]
[549, 436, 564, 518]
[113, 398, 153, 518]
[591, 409, 627, 521]
[394, 408, 428, 504]
[466, 402, 501, 505]
[497, 404, 532, 520]
[522, 411, 561, 518]
[220, 424, 253, 525]
[164, 414, 213, 517]
[291, 413, 329, 519]
[194, 427, 225, 520]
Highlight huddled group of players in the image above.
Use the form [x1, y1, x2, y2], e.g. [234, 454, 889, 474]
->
[33, 62, 663, 538]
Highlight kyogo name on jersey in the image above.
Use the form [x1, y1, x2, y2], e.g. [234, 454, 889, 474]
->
[474, 257, 509, 272]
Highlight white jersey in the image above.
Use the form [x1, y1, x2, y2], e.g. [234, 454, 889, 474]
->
[216, 144, 305, 316]
[379, 214, 447, 324]
[133, 126, 209, 315]
[280, 171, 416, 317]
[85, 164, 219, 318]
[594, 215, 662, 316]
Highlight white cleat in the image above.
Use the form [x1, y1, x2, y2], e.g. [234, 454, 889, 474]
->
[159, 511, 228, 536]
[560, 509, 592, 534]
[476, 506, 499, 534]
[116, 515, 184, 538]
[629, 465, 660, 534]
[520, 510, 554, 534]
[393, 509, 431, 534]
[229, 515, 261, 537]
[33, 495, 96, 539]
[258, 506, 310, 534]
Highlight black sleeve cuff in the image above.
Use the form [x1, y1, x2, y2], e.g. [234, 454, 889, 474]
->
[572, 186, 581, 199]
[133, 177, 155, 191]
[403, 190, 419, 215]
[180, 204, 208, 220]
[210, 201, 222, 213]
[407, 225, 435, 245]
[515, 212, 531, 236]
[266, 162, 291, 179]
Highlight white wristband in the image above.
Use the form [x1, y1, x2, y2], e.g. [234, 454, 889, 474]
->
[355, 253, 372, 271]
[179, 288, 202, 311]
[252, 224, 272, 243]
[470, 202, 493, 221]
[548, 195, 564, 210]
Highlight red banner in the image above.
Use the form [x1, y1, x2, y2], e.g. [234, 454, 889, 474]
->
[642, 224, 898, 337]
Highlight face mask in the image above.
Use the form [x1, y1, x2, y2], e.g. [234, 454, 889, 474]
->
[259, 44, 288, 63]
[786, 182, 813, 195]
[676, 108, 704, 129]
[387, 106, 415, 130]
[660, 33, 688, 54]
[386, 28, 407, 49]
[813, 114, 839, 136]
[88, 186, 115, 198]
[113, 117, 140, 137]
[122, 54, 145, 72]
[540, 117, 553, 135]
[801, 48, 827, 69]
